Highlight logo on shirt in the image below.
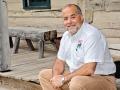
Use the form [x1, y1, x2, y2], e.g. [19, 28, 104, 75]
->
[76, 40, 82, 51]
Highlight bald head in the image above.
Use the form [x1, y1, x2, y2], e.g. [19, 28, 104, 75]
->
[61, 4, 84, 35]
[62, 4, 82, 15]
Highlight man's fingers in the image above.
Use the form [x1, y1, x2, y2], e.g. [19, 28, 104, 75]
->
[52, 81, 60, 88]
[50, 75, 64, 88]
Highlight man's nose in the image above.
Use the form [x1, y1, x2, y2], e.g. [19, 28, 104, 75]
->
[67, 18, 72, 24]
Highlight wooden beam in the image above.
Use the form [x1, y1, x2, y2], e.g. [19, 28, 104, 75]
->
[0, 0, 11, 71]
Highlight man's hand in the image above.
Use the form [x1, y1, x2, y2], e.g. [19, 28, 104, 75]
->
[50, 75, 64, 88]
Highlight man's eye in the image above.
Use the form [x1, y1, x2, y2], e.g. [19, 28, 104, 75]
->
[71, 16, 76, 19]
[64, 18, 68, 20]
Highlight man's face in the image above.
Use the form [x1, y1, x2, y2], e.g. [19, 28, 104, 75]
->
[62, 6, 83, 35]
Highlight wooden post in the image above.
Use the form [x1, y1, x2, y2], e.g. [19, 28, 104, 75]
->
[38, 40, 44, 58]
[0, 0, 11, 71]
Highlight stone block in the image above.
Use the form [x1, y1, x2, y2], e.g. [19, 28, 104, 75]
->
[116, 79, 120, 90]
[109, 44, 120, 50]
[105, 0, 120, 11]
[92, 11, 120, 29]
[77, 0, 86, 15]
[7, 2, 23, 11]
[7, 0, 21, 3]
[8, 17, 63, 30]
[51, 0, 78, 10]
[85, 9, 93, 23]
[110, 49, 120, 61]
[106, 38, 120, 44]
[8, 11, 61, 18]
[85, 0, 105, 11]
[101, 29, 120, 38]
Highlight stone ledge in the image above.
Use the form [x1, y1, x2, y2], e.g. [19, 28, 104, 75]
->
[116, 79, 120, 90]
[0, 76, 120, 90]
[0, 76, 42, 90]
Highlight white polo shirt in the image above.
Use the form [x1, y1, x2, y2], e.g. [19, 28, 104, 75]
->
[57, 22, 116, 75]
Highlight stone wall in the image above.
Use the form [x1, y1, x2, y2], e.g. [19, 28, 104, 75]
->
[7, 0, 84, 33]
[85, 0, 120, 44]
[7, 0, 120, 43]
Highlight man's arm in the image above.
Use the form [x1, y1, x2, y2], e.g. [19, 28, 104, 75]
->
[64, 62, 97, 82]
[52, 58, 65, 77]
[50, 58, 65, 88]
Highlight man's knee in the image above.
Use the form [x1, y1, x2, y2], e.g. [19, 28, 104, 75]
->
[38, 69, 52, 81]
[69, 76, 89, 90]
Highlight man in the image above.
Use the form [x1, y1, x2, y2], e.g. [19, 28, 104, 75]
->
[39, 4, 116, 90]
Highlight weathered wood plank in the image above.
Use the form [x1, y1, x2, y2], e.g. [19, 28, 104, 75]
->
[25, 39, 35, 51]
[7, 57, 54, 75]
[0, 54, 55, 76]
[9, 27, 57, 58]
[0, 47, 56, 83]
[9, 36, 13, 48]
[0, 46, 59, 85]
[0, 34, 1, 50]
[13, 37, 20, 53]
[11, 49, 56, 66]
[11, 62, 53, 81]
[0, 44, 119, 89]
[0, 0, 11, 71]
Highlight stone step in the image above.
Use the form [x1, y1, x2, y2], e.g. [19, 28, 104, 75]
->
[116, 79, 120, 90]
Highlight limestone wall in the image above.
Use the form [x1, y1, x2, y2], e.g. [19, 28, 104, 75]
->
[7, 0, 120, 43]
[7, 0, 84, 32]
[85, 0, 120, 44]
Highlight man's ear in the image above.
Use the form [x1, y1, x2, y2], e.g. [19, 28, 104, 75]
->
[80, 15, 84, 22]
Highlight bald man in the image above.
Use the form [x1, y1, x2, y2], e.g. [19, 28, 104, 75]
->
[38, 4, 116, 90]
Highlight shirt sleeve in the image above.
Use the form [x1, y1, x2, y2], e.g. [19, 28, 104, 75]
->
[84, 33, 106, 63]
[57, 35, 66, 61]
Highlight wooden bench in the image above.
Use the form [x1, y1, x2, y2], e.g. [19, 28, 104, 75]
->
[9, 27, 57, 58]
